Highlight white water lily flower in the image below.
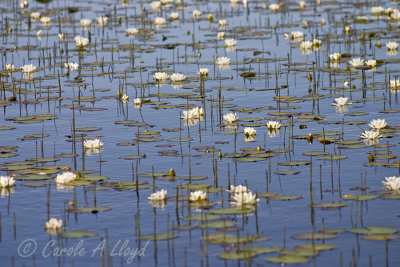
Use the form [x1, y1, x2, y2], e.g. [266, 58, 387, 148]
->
[219, 20, 227, 28]
[148, 189, 167, 200]
[133, 98, 142, 105]
[40, 16, 51, 25]
[360, 130, 382, 140]
[30, 12, 41, 21]
[366, 60, 377, 67]
[45, 218, 63, 230]
[21, 64, 37, 73]
[371, 6, 384, 14]
[244, 127, 256, 136]
[349, 58, 365, 67]
[58, 33, 64, 40]
[154, 17, 166, 25]
[386, 8, 394, 15]
[329, 53, 341, 61]
[391, 11, 400, 20]
[150, 1, 161, 11]
[126, 28, 139, 36]
[0, 176, 15, 187]
[387, 50, 399, 56]
[170, 73, 186, 82]
[217, 32, 226, 40]
[193, 10, 202, 19]
[74, 36, 89, 48]
[216, 57, 230, 65]
[299, 41, 312, 49]
[96, 16, 108, 27]
[55, 172, 76, 184]
[169, 12, 179, 20]
[299, 1, 306, 9]
[345, 26, 351, 34]
[80, 19, 92, 28]
[153, 72, 169, 81]
[181, 107, 204, 120]
[386, 41, 399, 50]
[332, 97, 350, 106]
[198, 68, 209, 77]
[224, 38, 237, 47]
[301, 20, 308, 27]
[224, 112, 238, 123]
[344, 81, 349, 87]
[382, 177, 400, 191]
[84, 139, 103, 149]
[313, 39, 322, 47]
[267, 121, 281, 129]
[121, 94, 129, 102]
[231, 191, 259, 205]
[189, 191, 207, 201]
[5, 64, 15, 72]
[290, 31, 304, 41]
[20, 0, 28, 8]
[64, 62, 78, 70]
[228, 185, 248, 194]
[369, 119, 387, 130]
[269, 3, 280, 12]
[390, 79, 400, 89]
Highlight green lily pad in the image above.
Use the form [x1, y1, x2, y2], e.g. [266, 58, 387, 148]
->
[175, 183, 211, 190]
[81, 175, 109, 181]
[60, 230, 99, 239]
[14, 174, 53, 180]
[279, 161, 310, 166]
[234, 157, 267, 162]
[266, 255, 310, 264]
[362, 234, 400, 241]
[199, 221, 236, 229]
[275, 170, 300, 175]
[67, 206, 112, 213]
[119, 155, 146, 160]
[139, 233, 178, 241]
[210, 207, 255, 215]
[302, 151, 329, 156]
[317, 155, 348, 160]
[184, 214, 221, 221]
[291, 233, 337, 240]
[268, 195, 302, 201]
[75, 127, 102, 132]
[343, 195, 376, 201]
[295, 244, 336, 251]
[311, 202, 346, 208]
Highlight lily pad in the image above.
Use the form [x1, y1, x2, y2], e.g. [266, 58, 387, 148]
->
[60, 230, 99, 239]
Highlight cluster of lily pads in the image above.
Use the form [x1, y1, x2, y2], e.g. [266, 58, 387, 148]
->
[1, 0, 400, 265]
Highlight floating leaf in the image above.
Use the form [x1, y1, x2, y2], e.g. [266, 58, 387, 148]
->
[291, 233, 337, 240]
[266, 255, 309, 264]
[60, 230, 99, 239]
[67, 206, 112, 213]
[139, 233, 178, 241]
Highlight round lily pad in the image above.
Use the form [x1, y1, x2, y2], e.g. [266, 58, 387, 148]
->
[60, 230, 99, 239]
[67, 206, 112, 213]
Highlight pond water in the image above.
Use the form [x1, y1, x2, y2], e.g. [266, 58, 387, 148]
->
[0, 0, 400, 266]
